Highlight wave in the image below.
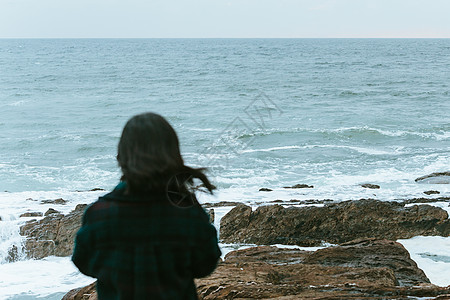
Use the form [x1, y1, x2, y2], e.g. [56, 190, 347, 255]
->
[242, 145, 398, 156]
[242, 146, 302, 153]
[235, 126, 450, 141]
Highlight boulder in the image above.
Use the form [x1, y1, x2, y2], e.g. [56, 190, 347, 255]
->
[403, 197, 450, 204]
[302, 239, 429, 286]
[283, 184, 314, 189]
[201, 201, 243, 208]
[20, 204, 87, 259]
[20, 212, 43, 218]
[64, 240, 450, 299]
[75, 188, 106, 192]
[424, 190, 440, 195]
[207, 208, 215, 223]
[41, 198, 68, 205]
[415, 172, 450, 184]
[220, 200, 450, 246]
[62, 282, 96, 300]
[361, 183, 380, 189]
[44, 208, 61, 216]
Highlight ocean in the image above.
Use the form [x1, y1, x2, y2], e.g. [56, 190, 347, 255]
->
[0, 39, 449, 299]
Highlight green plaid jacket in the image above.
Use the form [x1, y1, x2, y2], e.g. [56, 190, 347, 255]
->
[72, 184, 221, 300]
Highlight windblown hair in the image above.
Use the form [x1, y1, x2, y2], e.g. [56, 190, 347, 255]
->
[117, 112, 215, 199]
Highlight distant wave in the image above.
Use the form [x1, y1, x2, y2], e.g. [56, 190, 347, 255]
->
[305, 144, 398, 155]
[186, 127, 216, 132]
[236, 126, 450, 141]
[5, 100, 28, 107]
[242, 146, 302, 153]
[242, 144, 399, 156]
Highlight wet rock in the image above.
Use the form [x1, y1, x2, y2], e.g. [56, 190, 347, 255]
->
[259, 188, 273, 192]
[361, 183, 380, 189]
[20, 212, 43, 218]
[284, 184, 314, 189]
[220, 199, 450, 246]
[44, 208, 61, 216]
[20, 204, 87, 259]
[415, 172, 450, 184]
[424, 190, 440, 195]
[41, 198, 68, 205]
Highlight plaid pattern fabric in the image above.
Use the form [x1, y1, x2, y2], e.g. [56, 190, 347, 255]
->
[72, 185, 221, 300]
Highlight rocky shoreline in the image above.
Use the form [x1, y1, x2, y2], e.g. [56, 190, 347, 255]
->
[10, 178, 450, 299]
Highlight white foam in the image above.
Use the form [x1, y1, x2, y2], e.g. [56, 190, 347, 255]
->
[0, 190, 105, 265]
[398, 236, 450, 287]
[0, 256, 95, 299]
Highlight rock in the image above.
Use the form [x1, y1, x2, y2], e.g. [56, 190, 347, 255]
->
[198, 241, 450, 299]
[283, 184, 314, 189]
[44, 208, 61, 216]
[259, 188, 273, 192]
[220, 199, 450, 246]
[201, 201, 242, 208]
[65, 239, 450, 299]
[403, 197, 450, 204]
[20, 204, 87, 259]
[302, 239, 429, 286]
[20, 212, 43, 218]
[41, 198, 68, 205]
[207, 208, 215, 223]
[5, 245, 20, 263]
[75, 188, 106, 192]
[62, 282, 96, 300]
[424, 190, 440, 195]
[269, 199, 284, 203]
[415, 172, 450, 184]
[361, 183, 380, 189]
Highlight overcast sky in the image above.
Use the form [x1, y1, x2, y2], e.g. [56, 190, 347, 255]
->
[1, 0, 450, 38]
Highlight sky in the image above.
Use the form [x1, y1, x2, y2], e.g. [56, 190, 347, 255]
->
[1, 0, 450, 38]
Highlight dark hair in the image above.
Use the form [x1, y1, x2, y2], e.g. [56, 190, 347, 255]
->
[117, 112, 215, 200]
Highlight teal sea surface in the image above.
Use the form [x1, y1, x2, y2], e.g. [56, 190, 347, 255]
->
[0, 39, 448, 198]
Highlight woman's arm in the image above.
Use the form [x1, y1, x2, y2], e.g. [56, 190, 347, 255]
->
[72, 208, 96, 278]
[191, 222, 222, 278]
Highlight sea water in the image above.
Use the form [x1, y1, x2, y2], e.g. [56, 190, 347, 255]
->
[0, 39, 449, 298]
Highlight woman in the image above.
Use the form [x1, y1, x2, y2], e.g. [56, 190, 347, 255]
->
[72, 112, 221, 299]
